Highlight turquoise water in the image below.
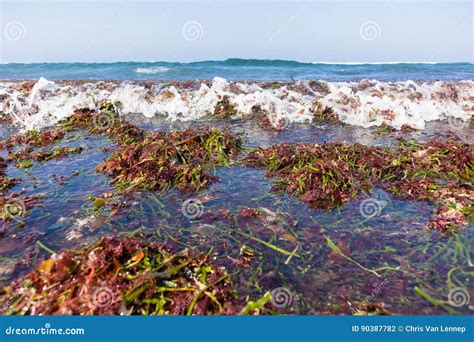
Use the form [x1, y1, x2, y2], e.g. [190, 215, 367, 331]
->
[1, 59, 473, 81]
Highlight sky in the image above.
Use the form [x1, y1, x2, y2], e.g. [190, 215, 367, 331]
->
[0, 0, 472, 63]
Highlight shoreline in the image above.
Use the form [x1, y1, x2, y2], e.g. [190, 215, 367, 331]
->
[1, 77, 472, 133]
[1, 78, 474, 83]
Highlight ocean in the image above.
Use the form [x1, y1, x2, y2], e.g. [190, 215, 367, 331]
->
[0, 59, 472, 316]
[1, 59, 473, 81]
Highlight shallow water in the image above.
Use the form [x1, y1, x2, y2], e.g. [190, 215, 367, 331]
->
[0, 116, 472, 315]
[127, 113, 474, 147]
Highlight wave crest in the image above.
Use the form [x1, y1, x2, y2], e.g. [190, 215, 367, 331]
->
[0, 77, 472, 131]
[134, 67, 170, 74]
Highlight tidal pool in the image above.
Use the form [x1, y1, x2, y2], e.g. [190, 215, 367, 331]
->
[0, 113, 472, 315]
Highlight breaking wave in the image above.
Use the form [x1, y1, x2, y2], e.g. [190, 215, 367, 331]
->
[134, 67, 171, 74]
[0, 77, 472, 131]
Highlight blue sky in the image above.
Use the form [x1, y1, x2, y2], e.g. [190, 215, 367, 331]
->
[0, 0, 472, 63]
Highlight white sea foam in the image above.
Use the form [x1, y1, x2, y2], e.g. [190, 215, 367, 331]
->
[134, 67, 170, 74]
[0, 77, 472, 131]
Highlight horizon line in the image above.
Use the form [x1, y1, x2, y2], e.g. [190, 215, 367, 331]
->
[1, 58, 473, 65]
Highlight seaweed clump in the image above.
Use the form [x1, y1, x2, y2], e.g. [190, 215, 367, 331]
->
[311, 101, 340, 124]
[8, 146, 84, 167]
[213, 96, 237, 119]
[0, 236, 241, 315]
[243, 139, 473, 232]
[97, 129, 241, 192]
[63, 107, 144, 145]
[0, 111, 12, 124]
[0, 129, 65, 150]
[0, 192, 44, 224]
[0, 126, 84, 170]
[384, 139, 473, 232]
[0, 157, 19, 191]
[243, 142, 380, 209]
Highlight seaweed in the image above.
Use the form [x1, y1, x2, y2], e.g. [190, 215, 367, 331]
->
[0, 111, 12, 124]
[97, 128, 241, 192]
[0, 79, 471, 316]
[243, 142, 378, 208]
[62, 107, 144, 145]
[0, 129, 65, 150]
[0, 192, 44, 223]
[9, 146, 84, 165]
[325, 235, 399, 277]
[243, 139, 473, 232]
[311, 101, 340, 124]
[213, 96, 237, 119]
[0, 157, 19, 192]
[0, 236, 243, 315]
